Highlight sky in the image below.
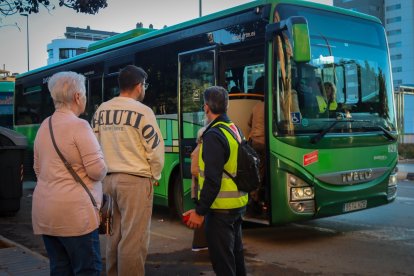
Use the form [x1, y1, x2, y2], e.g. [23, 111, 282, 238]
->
[0, 0, 332, 74]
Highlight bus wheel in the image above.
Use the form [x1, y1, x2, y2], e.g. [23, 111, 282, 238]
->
[172, 175, 184, 218]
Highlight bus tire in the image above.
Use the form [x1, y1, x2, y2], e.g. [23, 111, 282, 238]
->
[172, 175, 184, 218]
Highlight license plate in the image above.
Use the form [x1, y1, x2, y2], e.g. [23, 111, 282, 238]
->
[343, 200, 367, 212]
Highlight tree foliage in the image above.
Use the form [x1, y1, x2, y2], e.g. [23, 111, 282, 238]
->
[0, 0, 108, 16]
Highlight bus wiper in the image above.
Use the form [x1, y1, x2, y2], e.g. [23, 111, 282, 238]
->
[310, 119, 368, 144]
[362, 126, 397, 141]
[310, 119, 354, 144]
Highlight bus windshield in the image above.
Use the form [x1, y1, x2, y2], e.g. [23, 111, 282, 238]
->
[274, 4, 395, 136]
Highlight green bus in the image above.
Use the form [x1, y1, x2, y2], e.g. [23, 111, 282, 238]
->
[14, 0, 398, 225]
[0, 74, 14, 129]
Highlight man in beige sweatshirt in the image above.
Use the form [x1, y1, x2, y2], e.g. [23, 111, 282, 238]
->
[92, 65, 164, 276]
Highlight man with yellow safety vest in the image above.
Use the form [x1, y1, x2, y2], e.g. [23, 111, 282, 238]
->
[184, 86, 248, 276]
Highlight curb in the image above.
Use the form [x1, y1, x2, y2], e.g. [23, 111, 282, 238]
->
[397, 172, 414, 181]
[397, 171, 406, 181]
[0, 234, 48, 262]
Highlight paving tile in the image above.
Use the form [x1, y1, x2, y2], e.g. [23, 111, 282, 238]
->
[0, 247, 49, 275]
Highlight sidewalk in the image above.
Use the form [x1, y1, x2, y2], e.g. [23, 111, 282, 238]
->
[0, 162, 412, 275]
[0, 235, 49, 275]
[0, 180, 49, 275]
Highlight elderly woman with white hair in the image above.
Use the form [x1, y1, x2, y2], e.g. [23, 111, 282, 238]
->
[32, 71, 107, 275]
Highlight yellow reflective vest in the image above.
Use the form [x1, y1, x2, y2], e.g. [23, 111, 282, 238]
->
[198, 121, 248, 210]
[316, 95, 337, 113]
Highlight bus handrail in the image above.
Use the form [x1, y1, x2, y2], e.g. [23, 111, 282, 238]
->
[228, 93, 264, 99]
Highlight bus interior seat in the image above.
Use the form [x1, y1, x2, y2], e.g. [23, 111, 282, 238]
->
[227, 97, 262, 138]
[229, 86, 241, 93]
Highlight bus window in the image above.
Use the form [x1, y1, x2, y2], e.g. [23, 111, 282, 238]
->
[179, 49, 215, 137]
[86, 77, 103, 122]
[221, 44, 264, 94]
[15, 85, 45, 125]
[180, 50, 215, 114]
[224, 64, 264, 94]
[344, 63, 358, 103]
[137, 45, 178, 115]
[246, 65, 264, 93]
[103, 75, 119, 102]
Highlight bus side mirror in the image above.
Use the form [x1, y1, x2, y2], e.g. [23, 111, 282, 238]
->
[266, 16, 311, 63]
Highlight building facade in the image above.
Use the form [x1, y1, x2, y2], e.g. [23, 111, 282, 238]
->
[333, 0, 384, 23]
[334, 0, 414, 89]
[47, 26, 118, 65]
[384, 0, 414, 89]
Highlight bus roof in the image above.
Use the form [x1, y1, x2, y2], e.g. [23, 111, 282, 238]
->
[17, 0, 381, 79]
[87, 27, 156, 51]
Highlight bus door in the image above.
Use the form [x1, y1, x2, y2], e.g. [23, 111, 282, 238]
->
[178, 46, 217, 213]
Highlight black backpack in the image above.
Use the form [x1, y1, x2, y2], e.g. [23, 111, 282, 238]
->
[215, 124, 261, 193]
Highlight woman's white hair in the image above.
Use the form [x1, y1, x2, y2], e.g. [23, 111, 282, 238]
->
[48, 71, 86, 109]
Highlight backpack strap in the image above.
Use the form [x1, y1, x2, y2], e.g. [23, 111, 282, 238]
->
[212, 123, 242, 184]
[213, 123, 243, 145]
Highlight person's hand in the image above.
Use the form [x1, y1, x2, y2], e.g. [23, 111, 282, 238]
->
[150, 178, 159, 186]
[182, 209, 204, 229]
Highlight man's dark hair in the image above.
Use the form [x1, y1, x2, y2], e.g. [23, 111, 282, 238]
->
[118, 65, 148, 91]
[203, 86, 228, 115]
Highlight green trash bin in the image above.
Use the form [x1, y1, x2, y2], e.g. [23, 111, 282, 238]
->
[0, 127, 27, 215]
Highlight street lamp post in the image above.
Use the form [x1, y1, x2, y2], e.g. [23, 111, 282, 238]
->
[20, 14, 30, 71]
[199, 0, 202, 17]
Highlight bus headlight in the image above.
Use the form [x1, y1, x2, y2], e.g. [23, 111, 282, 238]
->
[287, 173, 315, 214]
[387, 166, 398, 200]
[288, 173, 308, 187]
[388, 174, 397, 186]
[291, 187, 314, 201]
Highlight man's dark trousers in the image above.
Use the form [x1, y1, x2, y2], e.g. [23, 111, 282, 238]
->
[205, 210, 246, 276]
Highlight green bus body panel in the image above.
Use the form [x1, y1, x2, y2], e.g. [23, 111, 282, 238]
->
[13, 125, 39, 150]
[273, 137, 397, 175]
[87, 28, 156, 52]
[0, 82, 15, 93]
[182, 177, 194, 212]
[153, 153, 179, 207]
[268, 137, 397, 224]
[154, 117, 179, 205]
[269, 157, 394, 224]
[315, 174, 390, 217]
